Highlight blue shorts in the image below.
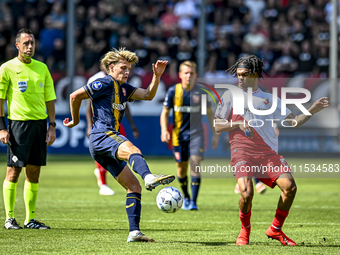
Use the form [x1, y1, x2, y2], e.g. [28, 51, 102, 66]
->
[173, 135, 204, 163]
[89, 131, 128, 178]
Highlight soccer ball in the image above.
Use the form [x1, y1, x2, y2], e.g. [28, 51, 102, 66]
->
[156, 187, 183, 213]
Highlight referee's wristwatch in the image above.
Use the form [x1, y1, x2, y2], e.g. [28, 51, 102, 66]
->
[49, 122, 57, 128]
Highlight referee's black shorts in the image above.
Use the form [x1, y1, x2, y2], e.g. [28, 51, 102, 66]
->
[7, 119, 47, 167]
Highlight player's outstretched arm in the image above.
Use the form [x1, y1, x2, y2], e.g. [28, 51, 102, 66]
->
[285, 97, 329, 128]
[63, 88, 89, 128]
[131, 60, 168, 101]
[160, 107, 171, 143]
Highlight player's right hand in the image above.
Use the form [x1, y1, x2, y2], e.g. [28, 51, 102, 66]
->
[63, 118, 78, 128]
[0, 129, 10, 144]
[161, 131, 171, 143]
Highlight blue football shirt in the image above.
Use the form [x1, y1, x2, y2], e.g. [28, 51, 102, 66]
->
[163, 83, 211, 146]
[84, 75, 137, 134]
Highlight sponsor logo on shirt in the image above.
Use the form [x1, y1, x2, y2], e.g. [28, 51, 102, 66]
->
[122, 87, 126, 96]
[17, 81, 27, 92]
[174, 105, 200, 113]
[92, 81, 102, 91]
[112, 102, 127, 111]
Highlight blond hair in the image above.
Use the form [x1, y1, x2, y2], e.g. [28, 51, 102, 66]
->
[179, 60, 197, 73]
[101, 48, 139, 72]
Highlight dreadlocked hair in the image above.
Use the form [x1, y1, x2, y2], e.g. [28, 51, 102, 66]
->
[226, 54, 270, 79]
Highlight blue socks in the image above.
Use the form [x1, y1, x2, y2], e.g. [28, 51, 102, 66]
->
[177, 176, 190, 199]
[128, 153, 152, 179]
[191, 176, 201, 203]
[126, 192, 141, 232]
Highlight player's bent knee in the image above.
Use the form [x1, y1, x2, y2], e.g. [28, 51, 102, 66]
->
[285, 184, 297, 196]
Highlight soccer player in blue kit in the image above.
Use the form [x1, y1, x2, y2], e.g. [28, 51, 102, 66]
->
[63, 48, 175, 242]
[160, 61, 219, 210]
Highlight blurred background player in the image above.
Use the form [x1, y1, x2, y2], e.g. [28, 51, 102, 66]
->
[64, 48, 174, 242]
[215, 55, 329, 246]
[160, 61, 219, 211]
[85, 62, 139, 196]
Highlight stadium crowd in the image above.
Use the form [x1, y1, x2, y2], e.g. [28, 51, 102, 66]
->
[0, 0, 338, 79]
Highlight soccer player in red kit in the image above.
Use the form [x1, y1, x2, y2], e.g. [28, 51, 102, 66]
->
[214, 55, 329, 246]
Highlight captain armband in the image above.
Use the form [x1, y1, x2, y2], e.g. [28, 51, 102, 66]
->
[0, 116, 6, 130]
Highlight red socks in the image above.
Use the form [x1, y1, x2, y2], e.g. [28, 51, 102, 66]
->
[271, 208, 289, 231]
[239, 210, 251, 229]
[95, 161, 107, 185]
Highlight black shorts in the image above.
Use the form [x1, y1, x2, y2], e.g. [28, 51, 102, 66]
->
[7, 119, 47, 167]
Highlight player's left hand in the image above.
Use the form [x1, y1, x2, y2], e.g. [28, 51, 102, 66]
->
[211, 134, 219, 150]
[131, 124, 139, 139]
[46, 127, 56, 146]
[152, 60, 168, 77]
[309, 97, 329, 115]
[63, 118, 78, 128]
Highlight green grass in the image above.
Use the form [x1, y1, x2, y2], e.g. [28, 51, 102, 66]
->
[0, 156, 339, 254]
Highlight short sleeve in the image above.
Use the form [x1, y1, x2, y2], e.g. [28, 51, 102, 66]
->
[125, 83, 137, 102]
[273, 97, 292, 121]
[215, 91, 232, 120]
[44, 66, 56, 101]
[83, 78, 109, 101]
[163, 87, 174, 109]
[0, 65, 8, 99]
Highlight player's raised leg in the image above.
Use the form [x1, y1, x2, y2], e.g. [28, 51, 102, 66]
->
[117, 141, 175, 191]
[266, 173, 297, 246]
[116, 165, 157, 242]
[236, 177, 254, 245]
[3, 167, 22, 229]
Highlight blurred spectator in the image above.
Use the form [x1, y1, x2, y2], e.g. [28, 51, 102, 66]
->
[315, 46, 329, 77]
[296, 40, 316, 76]
[0, 0, 335, 78]
[245, 0, 266, 24]
[49, 2, 67, 30]
[159, 2, 178, 38]
[271, 41, 298, 76]
[173, 0, 199, 31]
[262, 0, 280, 23]
[39, 15, 64, 60]
[47, 38, 66, 71]
[243, 24, 266, 54]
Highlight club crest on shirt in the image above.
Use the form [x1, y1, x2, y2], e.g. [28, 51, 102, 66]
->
[17, 81, 27, 92]
[262, 98, 269, 105]
[122, 87, 126, 96]
[192, 94, 200, 103]
[91, 81, 102, 91]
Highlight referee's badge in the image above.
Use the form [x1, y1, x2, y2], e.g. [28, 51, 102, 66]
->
[18, 81, 27, 92]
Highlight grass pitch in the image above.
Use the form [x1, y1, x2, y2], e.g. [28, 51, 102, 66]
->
[0, 156, 339, 254]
